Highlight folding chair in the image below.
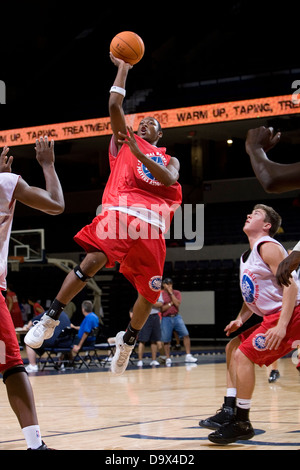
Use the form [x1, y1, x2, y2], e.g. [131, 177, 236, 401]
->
[39, 327, 74, 371]
[40, 346, 72, 371]
[71, 344, 100, 369]
[70, 327, 101, 369]
[94, 342, 116, 367]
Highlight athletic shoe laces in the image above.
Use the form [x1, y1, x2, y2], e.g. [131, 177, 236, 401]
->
[117, 344, 132, 366]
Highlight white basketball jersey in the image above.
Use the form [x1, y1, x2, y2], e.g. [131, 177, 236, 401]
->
[0, 173, 20, 290]
[240, 235, 300, 317]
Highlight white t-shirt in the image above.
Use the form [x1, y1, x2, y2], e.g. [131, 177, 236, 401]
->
[0, 173, 20, 290]
[240, 235, 300, 317]
[150, 292, 163, 315]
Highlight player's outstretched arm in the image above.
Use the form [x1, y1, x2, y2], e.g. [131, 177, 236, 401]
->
[13, 136, 65, 215]
[109, 54, 132, 152]
[246, 126, 300, 193]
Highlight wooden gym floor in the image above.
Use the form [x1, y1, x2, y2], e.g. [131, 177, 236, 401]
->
[0, 351, 300, 451]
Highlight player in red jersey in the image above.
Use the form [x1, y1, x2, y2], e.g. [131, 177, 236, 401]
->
[0, 137, 64, 449]
[25, 54, 182, 376]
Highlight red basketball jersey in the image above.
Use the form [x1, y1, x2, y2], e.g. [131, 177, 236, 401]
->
[102, 135, 182, 232]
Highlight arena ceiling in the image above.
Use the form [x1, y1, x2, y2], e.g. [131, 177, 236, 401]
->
[1, 0, 299, 172]
[1, 1, 298, 113]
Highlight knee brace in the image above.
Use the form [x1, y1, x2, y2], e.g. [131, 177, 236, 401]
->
[74, 265, 91, 282]
[3, 365, 27, 384]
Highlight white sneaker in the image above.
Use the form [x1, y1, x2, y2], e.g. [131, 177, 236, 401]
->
[25, 364, 38, 373]
[150, 360, 160, 366]
[166, 357, 172, 366]
[110, 331, 134, 376]
[185, 353, 197, 363]
[24, 314, 60, 349]
[137, 360, 143, 367]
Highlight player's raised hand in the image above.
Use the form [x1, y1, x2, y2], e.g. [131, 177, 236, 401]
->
[35, 136, 55, 167]
[0, 146, 13, 173]
[246, 126, 281, 153]
[109, 52, 133, 69]
[118, 126, 142, 158]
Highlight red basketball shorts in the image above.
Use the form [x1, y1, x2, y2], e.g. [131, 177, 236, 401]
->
[0, 292, 23, 373]
[238, 305, 300, 366]
[74, 210, 166, 303]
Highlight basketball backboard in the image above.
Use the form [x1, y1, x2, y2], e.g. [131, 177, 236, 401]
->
[9, 229, 45, 262]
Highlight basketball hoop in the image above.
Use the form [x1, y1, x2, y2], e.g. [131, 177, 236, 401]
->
[8, 256, 24, 272]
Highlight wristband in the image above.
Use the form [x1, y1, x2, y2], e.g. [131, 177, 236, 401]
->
[293, 241, 300, 252]
[110, 86, 126, 97]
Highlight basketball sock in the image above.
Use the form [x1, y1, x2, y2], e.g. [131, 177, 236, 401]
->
[22, 425, 43, 449]
[236, 398, 251, 421]
[47, 299, 66, 320]
[123, 323, 139, 346]
[223, 388, 236, 408]
[224, 395, 236, 408]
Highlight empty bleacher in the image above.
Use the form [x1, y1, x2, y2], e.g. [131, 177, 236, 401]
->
[7, 197, 300, 344]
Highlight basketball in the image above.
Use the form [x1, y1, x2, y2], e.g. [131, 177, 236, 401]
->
[110, 31, 145, 65]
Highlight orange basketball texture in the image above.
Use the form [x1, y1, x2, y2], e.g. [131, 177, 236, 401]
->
[110, 31, 145, 65]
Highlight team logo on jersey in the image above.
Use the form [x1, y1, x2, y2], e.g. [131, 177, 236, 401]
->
[137, 153, 167, 186]
[241, 273, 256, 303]
[252, 333, 267, 351]
[149, 276, 162, 291]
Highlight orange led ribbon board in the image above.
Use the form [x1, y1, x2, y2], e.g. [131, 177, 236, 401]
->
[0, 95, 299, 146]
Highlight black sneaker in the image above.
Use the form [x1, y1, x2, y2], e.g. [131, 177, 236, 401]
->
[208, 419, 255, 444]
[27, 441, 53, 450]
[199, 404, 235, 430]
[268, 369, 280, 383]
